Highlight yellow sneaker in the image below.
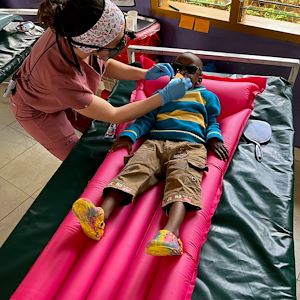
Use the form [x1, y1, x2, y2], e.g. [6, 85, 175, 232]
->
[72, 198, 105, 241]
[146, 229, 183, 256]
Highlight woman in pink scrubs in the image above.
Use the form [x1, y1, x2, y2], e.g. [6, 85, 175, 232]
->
[11, 0, 191, 160]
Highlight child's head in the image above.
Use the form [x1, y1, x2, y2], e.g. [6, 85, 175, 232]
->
[172, 52, 203, 88]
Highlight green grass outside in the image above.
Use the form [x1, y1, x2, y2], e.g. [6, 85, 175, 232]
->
[174, 0, 300, 23]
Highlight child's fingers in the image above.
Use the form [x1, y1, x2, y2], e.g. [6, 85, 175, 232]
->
[126, 144, 132, 154]
[110, 142, 123, 152]
[221, 145, 229, 159]
[215, 147, 227, 160]
[219, 147, 229, 160]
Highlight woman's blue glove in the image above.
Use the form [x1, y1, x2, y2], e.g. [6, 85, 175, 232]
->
[145, 63, 174, 80]
[158, 78, 192, 105]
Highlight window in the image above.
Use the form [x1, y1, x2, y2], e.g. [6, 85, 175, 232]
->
[172, 0, 231, 11]
[112, 0, 136, 6]
[241, 0, 299, 24]
[151, 0, 300, 43]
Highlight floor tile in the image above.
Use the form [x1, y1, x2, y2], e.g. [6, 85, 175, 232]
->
[0, 83, 9, 103]
[9, 120, 34, 139]
[294, 160, 300, 280]
[0, 122, 6, 130]
[294, 217, 300, 277]
[0, 177, 29, 221]
[31, 186, 44, 199]
[0, 197, 35, 247]
[0, 100, 15, 126]
[297, 280, 300, 300]
[0, 143, 61, 195]
[295, 234, 300, 283]
[0, 126, 36, 168]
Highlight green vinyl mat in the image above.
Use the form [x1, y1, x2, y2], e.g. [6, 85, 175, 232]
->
[193, 77, 296, 299]
[0, 21, 42, 83]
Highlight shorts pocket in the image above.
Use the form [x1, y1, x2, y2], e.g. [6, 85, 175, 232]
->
[184, 157, 207, 186]
[187, 157, 207, 172]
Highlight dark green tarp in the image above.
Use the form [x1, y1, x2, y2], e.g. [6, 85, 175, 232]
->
[193, 77, 296, 299]
[0, 77, 296, 299]
[0, 14, 22, 31]
[0, 18, 41, 83]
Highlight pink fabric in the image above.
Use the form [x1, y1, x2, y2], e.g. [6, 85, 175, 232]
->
[12, 28, 100, 113]
[134, 22, 161, 40]
[10, 28, 102, 159]
[10, 104, 79, 160]
[11, 67, 266, 299]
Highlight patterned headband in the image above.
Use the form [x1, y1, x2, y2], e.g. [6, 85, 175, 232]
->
[72, 0, 124, 53]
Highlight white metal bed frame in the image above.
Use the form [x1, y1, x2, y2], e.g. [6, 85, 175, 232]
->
[0, 8, 38, 15]
[127, 45, 300, 85]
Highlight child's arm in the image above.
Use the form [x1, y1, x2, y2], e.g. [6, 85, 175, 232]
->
[204, 91, 228, 160]
[119, 109, 158, 143]
[207, 138, 228, 161]
[110, 110, 158, 154]
[203, 91, 223, 142]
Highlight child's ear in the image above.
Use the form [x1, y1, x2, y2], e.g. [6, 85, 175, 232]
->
[196, 77, 203, 86]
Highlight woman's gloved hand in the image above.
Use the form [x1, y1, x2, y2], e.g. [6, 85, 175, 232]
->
[145, 63, 174, 80]
[158, 78, 192, 105]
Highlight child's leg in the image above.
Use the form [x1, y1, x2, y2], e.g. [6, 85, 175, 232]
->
[101, 189, 127, 221]
[146, 141, 206, 256]
[145, 202, 185, 256]
[163, 202, 186, 237]
[73, 140, 161, 241]
[72, 190, 125, 240]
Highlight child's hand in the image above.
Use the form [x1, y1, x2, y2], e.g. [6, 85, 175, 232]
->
[110, 136, 133, 154]
[207, 138, 229, 161]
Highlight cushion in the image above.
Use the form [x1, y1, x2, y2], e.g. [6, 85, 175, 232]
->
[139, 55, 266, 120]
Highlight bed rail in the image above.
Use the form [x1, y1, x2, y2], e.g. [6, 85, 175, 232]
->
[0, 8, 38, 15]
[128, 45, 300, 85]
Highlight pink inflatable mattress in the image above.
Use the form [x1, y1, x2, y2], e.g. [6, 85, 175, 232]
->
[11, 65, 266, 300]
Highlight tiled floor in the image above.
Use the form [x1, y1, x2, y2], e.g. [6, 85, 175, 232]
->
[0, 86, 62, 245]
[0, 83, 299, 297]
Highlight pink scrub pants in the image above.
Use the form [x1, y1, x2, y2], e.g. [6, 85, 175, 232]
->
[11, 101, 79, 160]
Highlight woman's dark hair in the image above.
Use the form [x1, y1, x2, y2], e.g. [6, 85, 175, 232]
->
[37, 0, 105, 74]
[38, 0, 105, 37]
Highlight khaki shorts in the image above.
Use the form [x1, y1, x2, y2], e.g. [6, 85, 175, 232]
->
[104, 139, 207, 211]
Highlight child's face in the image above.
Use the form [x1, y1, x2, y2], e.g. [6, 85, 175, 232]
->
[172, 53, 203, 88]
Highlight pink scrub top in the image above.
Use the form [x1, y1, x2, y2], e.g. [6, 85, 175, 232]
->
[10, 28, 103, 160]
[12, 28, 101, 117]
